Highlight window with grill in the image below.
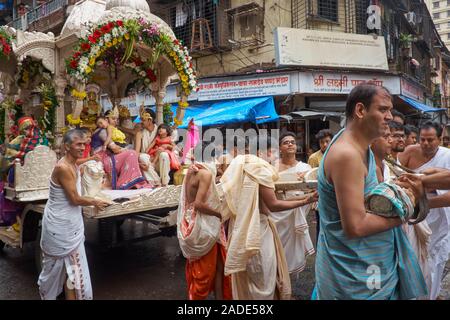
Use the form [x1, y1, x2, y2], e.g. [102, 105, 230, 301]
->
[448, 10, 450, 17]
[447, 33, 450, 39]
[434, 12, 440, 19]
[447, 21, 450, 28]
[318, 0, 338, 22]
[436, 23, 440, 29]
[433, 1, 440, 8]
[448, 0, 450, 6]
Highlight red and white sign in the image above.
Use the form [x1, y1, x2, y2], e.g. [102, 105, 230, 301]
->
[197, 74, 292, 101]
[299, 72, 401, 94]
[400, 78, 424, 102]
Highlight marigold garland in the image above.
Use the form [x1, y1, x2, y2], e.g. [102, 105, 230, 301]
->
[173, 117, 183, 126]
[66, 114, 82, 126]
[71, 88, 87, 101]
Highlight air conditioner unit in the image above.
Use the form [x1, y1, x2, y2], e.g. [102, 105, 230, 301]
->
[406, 12, 416, 26]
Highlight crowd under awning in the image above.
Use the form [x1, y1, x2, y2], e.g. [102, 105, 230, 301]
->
[135, 96, 279, 128]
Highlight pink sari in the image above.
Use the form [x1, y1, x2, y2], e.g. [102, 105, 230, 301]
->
[96, 150, 150, 190]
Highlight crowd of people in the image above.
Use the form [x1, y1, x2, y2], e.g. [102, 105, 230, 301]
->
[20, 83, 450, 300]
[177, 83, 450, 301]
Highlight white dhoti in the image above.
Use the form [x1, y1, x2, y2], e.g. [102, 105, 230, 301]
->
[272, 162, 315, 275]
[382, 160, 432, 295]
[38, 241, 92, 300]
[220, 155, 291, 300]
[38, 171, 92, 300]
[412, 147, 450, 300]
[231, 215, 278, 299]
[157, 152, 171, 186]
[139, 153, 161, 186]
[402, 223, 432, 297]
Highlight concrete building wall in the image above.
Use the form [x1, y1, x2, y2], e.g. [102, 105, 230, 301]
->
[426, 0, 450, 49]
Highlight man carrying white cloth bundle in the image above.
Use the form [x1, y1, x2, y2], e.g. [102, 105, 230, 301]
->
[38, 129, 110, 300]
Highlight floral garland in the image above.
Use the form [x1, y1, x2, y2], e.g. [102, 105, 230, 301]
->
[71, 88, 87, 101]
[66, 114, 82, 126]
[66, 18, 198, 96]
[37, 83, 57, 143]
[163, 103, 174, 126]
[173, 117, 183, 126]
[0, 100, 5, 144]
[0, 98, 24, 142]
[124, 55, 157, 86]
[0, 28, 13, 60]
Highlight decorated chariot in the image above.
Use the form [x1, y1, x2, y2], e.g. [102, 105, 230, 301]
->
[0, 0, 199, 260]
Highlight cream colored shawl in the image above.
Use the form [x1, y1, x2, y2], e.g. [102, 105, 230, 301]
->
[220, 154, 278, 275]
[141, 127, 157, 154]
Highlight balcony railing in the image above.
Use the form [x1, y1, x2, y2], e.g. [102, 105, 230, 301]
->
[8, 0, 68, 31]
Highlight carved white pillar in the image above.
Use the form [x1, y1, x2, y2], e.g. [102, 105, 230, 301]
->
[54, 77, 67, 132]
[71, 82, 86, 120]
[152, 89, 166, 125]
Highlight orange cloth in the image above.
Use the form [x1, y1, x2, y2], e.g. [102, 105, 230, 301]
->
[185, 243, 232, 300]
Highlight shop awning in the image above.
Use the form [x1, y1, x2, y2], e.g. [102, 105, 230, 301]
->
[280, 109, 344, 122]
[135, 97, 279, 128]
[397, 95, 446, 113]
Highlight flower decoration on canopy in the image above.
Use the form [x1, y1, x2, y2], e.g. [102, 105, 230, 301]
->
[0, 28, 14, 60]
[65, 18, 198, 98]
[124, 54, 157, 86]
[37, 83, 57, 142]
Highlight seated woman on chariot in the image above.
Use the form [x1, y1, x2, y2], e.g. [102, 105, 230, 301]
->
[90, 109, 150, 190]
[3, 117, 48, 185]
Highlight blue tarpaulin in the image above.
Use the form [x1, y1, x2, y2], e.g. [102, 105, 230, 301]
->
[398, 95, 446, 113]
[134, 97, 279, 128]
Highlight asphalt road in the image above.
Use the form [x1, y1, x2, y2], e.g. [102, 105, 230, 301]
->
[0, 214, 448, 300]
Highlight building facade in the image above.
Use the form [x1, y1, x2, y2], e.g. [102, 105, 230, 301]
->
[152, 0, 450, 157]
[3, 0, 450, 157]
[426, 0, 450, 49]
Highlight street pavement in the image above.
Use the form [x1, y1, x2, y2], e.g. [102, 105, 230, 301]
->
[0, 214, 449, 300]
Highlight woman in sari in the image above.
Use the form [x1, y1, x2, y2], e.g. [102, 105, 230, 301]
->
[91, 109, 150, 190]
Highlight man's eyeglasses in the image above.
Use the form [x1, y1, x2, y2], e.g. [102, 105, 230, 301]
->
[282, 140, 296, 145]
[392, 134, 406, 140]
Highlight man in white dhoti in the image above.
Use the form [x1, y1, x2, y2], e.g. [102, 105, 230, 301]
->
[399, 121, 450, 300]
[38, 129, 110, 300]
[271, 132, 318, 275]
[134, 107, 161, 186]
[220, 150, 316, 300]
[372, 128, 432, 295]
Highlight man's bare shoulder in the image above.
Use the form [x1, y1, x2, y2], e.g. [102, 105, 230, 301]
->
[404, 144, 421, 154]
[401, 144, 421, 160]
[197, 168, 212, 181]
[53, 162, 75, 178]
[326, 140, 361, 164]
